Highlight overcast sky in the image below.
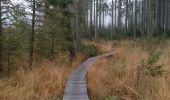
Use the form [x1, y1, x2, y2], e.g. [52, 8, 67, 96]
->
[12, 0, 117, 26]
[12, 0, 23, 4]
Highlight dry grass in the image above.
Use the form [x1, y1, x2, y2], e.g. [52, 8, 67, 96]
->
[1, 39, 169, 100]
[82, 39, 113, 53]
[0, 53, 85, 100]
[87, 39, 170, 100]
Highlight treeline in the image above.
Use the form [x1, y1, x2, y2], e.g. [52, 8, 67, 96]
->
[0, 0, 169, 75]
[87, 0, 170, 38]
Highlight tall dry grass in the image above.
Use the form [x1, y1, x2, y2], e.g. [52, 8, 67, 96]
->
[87, 39, 170, 100]
[0, 53, 85, 100]
[82, 39, 114, 53]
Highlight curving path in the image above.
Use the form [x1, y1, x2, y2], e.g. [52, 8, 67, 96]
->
[63, 50, 116, 100]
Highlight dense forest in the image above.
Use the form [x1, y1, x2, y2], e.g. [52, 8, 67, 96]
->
[0, 0, 170, 100]
[0, 0, 169, 73]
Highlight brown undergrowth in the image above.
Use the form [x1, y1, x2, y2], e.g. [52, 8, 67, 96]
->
[87, 39, 170, 100]
[0, 53, 85, 100]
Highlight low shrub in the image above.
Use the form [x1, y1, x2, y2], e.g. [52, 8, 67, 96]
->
[81, 44, 101, 57]
[139, 51, 165, 77]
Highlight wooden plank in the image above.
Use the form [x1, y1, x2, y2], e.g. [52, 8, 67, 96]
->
[63, 51, 116, 100]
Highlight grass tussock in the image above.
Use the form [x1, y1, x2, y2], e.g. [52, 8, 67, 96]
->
[0, 53, 85, 100]
[82, 40, 113, 53]
[87, 39, 170, 100]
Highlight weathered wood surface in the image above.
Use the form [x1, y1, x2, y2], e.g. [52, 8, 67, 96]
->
[63, 50, 116, 100]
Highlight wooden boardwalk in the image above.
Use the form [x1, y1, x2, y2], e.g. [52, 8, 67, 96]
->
[63, 51, 115, 100]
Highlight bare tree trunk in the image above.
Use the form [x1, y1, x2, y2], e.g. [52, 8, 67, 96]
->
[115, 0, 117, 30]
[129, 0, 134, 34]
[0, 0, 2, 72]
[125, 0, 128, 35]
[89, 0, 93, 39]
[147, 0, 152, 37]
[118, 0, 122, 29]
[86, 1, 89, 27]
[95, 0, 98, 39]
[99, 0, 101, 35]
[164, 0, 168, 37]
[111, 0, 114, 39]
[134, 0, 137, 39]
[75, 0, 81, 52]
[103, 9, 104, 28]
[156, 0, 161, 35]
[94, 0, 96, 32]
[162, 0, 165, 35]
[143, 0, 147, 33]
[141, 0, 144, 34]
[29, 0, 36, 69]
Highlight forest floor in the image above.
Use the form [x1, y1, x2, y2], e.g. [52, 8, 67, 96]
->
[0, 38, 170, 100]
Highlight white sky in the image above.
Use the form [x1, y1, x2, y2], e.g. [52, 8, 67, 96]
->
[11, 0, 27, 5]
[12, 0, 23, 3]
[12, 0, 118, 26]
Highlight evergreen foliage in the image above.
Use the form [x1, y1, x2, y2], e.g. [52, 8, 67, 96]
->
[141, 51, 165, 77]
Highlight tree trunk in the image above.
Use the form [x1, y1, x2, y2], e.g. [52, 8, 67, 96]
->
[164, 0, 168, 37]
[156, 0, 161, 35]
[129, 0, 133, 34]
[103, 10, 104, 28]
[95, 0, 99, 39]
[147, 0, 152, 37]
[89, 0, 93, 38]
[111, 0, 114, 39]
[75, 0, 81, 53]
[99, 0, 102, 35]
[118, 0, 122, 29]
[134, 0, 137, 39]
[125, 0, 128, 35]
[115, 0, 117, 28]
[29, 0, 36, 69]
[0, 0, 2, 72]
[141, 0, 144, 34]
[86, 1, 89, 27]
[94, 0, 96, 31]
